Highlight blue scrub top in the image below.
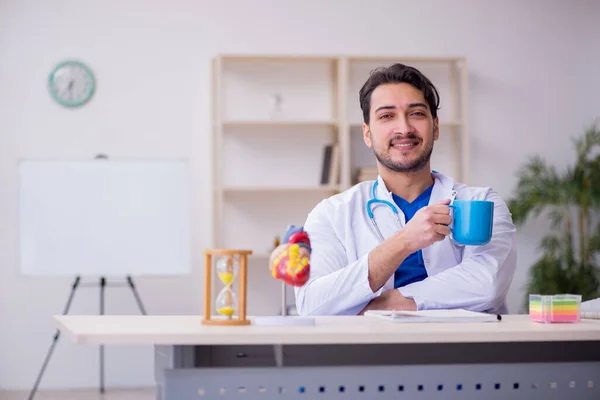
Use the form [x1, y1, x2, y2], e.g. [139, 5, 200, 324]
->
[391, 184, 434, 288]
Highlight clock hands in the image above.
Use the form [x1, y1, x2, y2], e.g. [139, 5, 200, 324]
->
[66, 79, 74, 100]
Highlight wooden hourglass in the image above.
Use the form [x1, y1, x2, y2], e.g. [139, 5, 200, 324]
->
[202, 249, 252, 325]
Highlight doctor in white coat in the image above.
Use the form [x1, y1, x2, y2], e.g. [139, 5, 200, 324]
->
[294, 63, 517, 316]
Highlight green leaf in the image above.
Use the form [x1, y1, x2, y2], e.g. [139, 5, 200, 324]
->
[547, 209, 565, 231]
[588, 224, 600, 255]
[539, 234, 561, 258]
[507, 156, 567, 225]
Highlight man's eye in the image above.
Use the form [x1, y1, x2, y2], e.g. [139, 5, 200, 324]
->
[411, 112, 425, 117]
[379, 114, 391, 119]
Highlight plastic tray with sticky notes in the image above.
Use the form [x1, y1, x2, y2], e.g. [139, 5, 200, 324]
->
[529, 294, 581, 323]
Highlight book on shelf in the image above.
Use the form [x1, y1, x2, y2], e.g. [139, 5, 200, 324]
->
[354, 167, 378, 183]
[320, 143, 340, 185]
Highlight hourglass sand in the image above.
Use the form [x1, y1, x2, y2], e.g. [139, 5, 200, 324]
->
[202, 249, 252, 326]
[216, 255, 238, 317]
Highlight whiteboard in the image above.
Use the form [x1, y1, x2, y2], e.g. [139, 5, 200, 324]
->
[18, 159, 192, 277]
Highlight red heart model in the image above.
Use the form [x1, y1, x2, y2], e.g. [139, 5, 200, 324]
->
[271, 243, 310, 286]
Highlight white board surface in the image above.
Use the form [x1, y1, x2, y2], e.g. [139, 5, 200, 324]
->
[19, 159, 192, 277]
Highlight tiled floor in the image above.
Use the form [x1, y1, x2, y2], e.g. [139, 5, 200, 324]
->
[0, 388, 155, 400]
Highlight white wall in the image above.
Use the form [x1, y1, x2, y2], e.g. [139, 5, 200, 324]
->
[1, 0, 599, 391]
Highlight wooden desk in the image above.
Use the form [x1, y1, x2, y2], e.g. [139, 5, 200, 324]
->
[56, 315, 600, 400]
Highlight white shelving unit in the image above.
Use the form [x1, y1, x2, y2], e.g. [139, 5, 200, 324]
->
[211, 54, 469, 261]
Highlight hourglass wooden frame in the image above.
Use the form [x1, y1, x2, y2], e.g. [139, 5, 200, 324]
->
[202, 249, 252, 326]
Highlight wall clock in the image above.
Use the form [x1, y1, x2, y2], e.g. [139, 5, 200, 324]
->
[48, 60, 96, 107]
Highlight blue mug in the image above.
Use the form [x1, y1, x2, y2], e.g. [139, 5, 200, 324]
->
[448, 200, 494, 246]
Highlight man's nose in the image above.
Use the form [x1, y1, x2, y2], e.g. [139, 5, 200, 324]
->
[393, 115, 414, 135]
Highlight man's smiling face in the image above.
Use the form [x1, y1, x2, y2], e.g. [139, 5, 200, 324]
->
[363, 82, 439, 173]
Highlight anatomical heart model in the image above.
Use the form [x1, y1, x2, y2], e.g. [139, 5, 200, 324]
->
[269, 225, 311, 287]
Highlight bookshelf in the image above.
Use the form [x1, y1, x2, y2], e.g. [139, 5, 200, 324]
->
[211, 54, 469, 262]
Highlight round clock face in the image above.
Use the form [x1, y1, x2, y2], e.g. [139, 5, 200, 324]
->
[48, 60, 95, 107]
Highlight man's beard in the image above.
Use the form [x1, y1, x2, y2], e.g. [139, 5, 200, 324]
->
[373, 133, 434, 173]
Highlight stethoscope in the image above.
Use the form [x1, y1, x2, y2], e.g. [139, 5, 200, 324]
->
[367, 180, 457, 242]
[366, 180, 402, 242]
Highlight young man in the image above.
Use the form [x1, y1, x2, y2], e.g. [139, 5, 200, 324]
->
[294, 63, 517, 316]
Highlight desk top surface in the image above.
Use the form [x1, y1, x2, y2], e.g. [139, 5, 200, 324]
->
[54, 315, 600, 345]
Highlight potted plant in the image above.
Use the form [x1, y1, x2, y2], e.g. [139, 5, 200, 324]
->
[507, 122, 600, 309]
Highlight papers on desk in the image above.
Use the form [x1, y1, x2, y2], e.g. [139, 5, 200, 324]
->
[582, 311, 600, 320]
[581, 297, 600, 320]
[364, 309, 501, 323]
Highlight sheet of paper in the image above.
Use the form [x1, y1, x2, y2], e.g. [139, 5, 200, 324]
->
[580, 298, 600, 319]
[364, 309, 501, 323]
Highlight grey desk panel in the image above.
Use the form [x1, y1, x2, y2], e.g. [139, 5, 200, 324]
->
[162, 362, 600, 399]
[155, 342, 600, 400]
[155, 345, 196, 400]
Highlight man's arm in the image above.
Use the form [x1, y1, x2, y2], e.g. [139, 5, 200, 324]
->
[399, 189, 517, 313]
[358, 288, 418, 314]
[367, 199, 453, 291]
[294, 200, 385, 316]
[294, 198, 454, 316]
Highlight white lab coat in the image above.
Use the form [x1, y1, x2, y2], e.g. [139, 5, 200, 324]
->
[294, 171, 517, 316]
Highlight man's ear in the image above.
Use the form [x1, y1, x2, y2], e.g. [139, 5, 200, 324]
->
[433, 118, 439, 141]
[362, 123, 372, 148]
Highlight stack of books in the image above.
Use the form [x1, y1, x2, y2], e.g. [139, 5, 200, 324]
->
[320, 144, 340, 185]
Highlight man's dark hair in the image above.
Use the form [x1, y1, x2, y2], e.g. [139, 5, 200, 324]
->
[359, 63, 440, 124]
